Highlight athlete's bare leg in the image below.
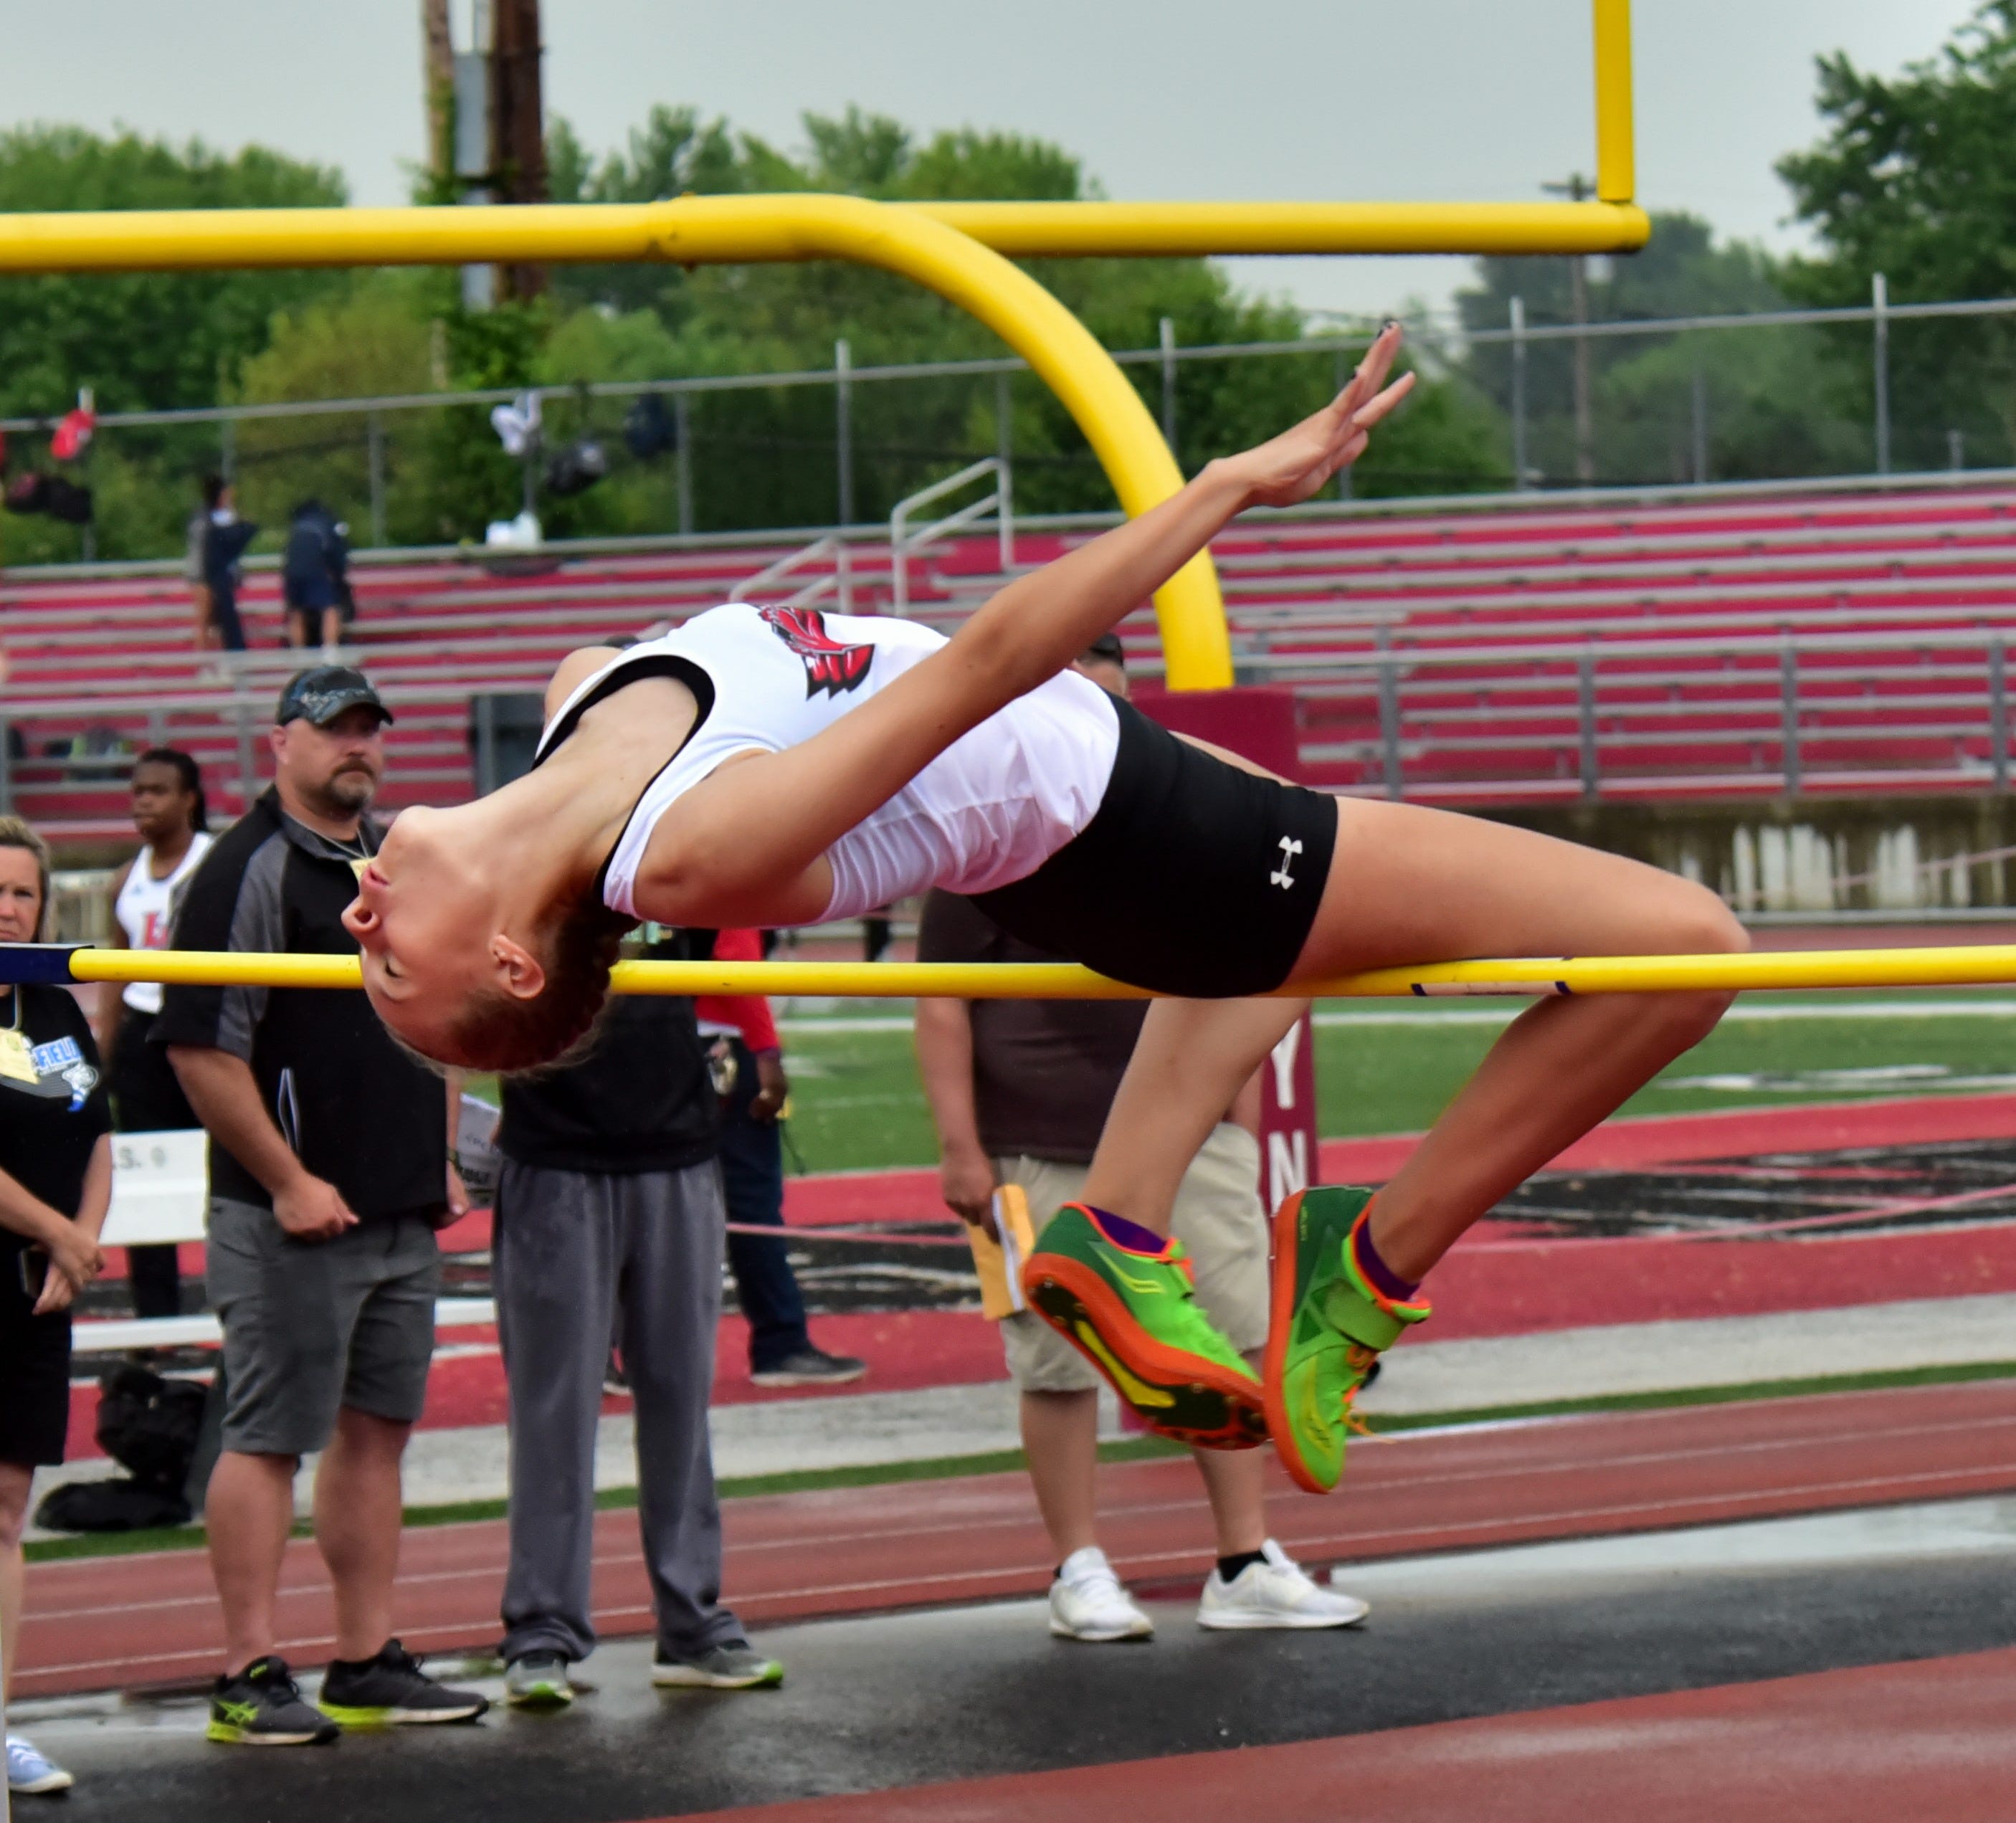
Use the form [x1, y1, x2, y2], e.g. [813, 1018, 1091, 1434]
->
[1078, 996, 1306, 1229]
[1078, 801, 1743, 1270]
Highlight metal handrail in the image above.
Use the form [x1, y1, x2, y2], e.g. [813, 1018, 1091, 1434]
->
[888, 459, 1013, 618]
[729, 534, 853, 612]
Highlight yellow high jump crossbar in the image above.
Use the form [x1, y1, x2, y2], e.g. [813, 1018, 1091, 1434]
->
[16, 945, 2016, 999]
[0, 4, 1642, 693]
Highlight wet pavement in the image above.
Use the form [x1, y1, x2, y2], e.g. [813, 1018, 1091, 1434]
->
[27, 1495, 2016, 1823]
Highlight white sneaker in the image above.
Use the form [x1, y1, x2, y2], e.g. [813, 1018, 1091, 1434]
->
[1047, 1546, 1154, 1642]
[7, 1735, 74, 1796]
[1197, 1540, 1370, 1630]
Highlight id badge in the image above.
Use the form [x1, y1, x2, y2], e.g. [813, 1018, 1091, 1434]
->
[0, 1027, 37, 1085]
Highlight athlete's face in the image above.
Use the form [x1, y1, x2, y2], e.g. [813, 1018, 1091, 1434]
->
[343, 804, 543, 1062]
[130, 761, 196, 844]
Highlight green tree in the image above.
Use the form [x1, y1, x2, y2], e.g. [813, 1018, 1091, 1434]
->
[1777, 2, 2016, 467]
[1452, 211, 1848, 486]
[0, 125, 348, 418]
[230, 278, 442, 547]
[0, 125, 350, 561]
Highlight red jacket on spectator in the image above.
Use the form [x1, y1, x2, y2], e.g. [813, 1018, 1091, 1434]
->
[695, 927, 779, 1053]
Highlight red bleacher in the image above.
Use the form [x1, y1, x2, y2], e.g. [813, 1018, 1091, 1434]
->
[5, 478, 2015, 843]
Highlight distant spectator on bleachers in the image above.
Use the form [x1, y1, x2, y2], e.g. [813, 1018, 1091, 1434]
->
[156, 667, 485, 1746]
[199, 476, 256, 656]
[282, 500, 353, 655]
[0, 814, 110, 1799]
[184, 482, 213, 655]
[94, 749, 212, 1323]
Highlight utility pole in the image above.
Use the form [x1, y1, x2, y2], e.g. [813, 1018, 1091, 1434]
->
[490, 0, 547, 300]
[1543, 173, 1597, 485]
[419, 0, 454, 199]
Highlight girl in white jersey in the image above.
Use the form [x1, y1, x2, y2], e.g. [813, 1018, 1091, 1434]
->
[96, 749, 211, 1320]
[344, 330, 1746, 1487]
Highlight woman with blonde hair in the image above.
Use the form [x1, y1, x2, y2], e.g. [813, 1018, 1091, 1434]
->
[0, 815, 112, 1797]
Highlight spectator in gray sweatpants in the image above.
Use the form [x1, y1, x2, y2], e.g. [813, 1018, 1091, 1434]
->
[494, 937, 783, 1704]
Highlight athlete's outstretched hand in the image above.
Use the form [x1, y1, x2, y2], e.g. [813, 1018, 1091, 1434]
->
[1226, 322, 1415, 509]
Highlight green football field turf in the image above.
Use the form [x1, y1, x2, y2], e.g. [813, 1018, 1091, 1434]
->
[776, 992, 2016, 1177]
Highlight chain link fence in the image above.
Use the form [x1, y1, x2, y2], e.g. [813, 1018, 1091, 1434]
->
[6, 280, 2016, 566]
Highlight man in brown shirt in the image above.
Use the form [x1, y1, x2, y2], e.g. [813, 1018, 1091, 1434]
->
[914, 635, 1368, 1641]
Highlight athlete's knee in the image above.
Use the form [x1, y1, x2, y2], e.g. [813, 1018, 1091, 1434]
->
[1642, 884, 1746, 1044]
[1659, 879, 1749, 958]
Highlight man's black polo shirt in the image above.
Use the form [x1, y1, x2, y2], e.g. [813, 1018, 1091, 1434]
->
[499, 933, 718, 1175]
[153, 786, 446, 1222]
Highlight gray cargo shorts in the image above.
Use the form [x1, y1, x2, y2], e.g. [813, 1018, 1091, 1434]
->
[206, 1196, 441, 1457]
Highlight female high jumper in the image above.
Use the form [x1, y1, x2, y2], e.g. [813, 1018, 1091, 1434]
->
[342, 325, 1746, 1493]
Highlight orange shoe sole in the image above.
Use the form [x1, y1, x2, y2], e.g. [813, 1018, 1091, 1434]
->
[1262, 1189, 1336, 1494]
[1022, 1251, 1265, 1450]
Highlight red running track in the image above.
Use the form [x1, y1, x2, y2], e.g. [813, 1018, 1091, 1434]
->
[665, 1644, 2016, 1823]
[22, 1376, 2016, 1700]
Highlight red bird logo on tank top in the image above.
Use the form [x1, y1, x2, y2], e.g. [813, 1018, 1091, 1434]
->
[759, 606, 874, 700]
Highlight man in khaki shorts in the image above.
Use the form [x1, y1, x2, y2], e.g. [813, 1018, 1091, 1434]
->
[913, 635, 1367, 1642]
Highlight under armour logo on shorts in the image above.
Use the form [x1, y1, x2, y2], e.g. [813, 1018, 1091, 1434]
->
[1270, 837, 1303, 890]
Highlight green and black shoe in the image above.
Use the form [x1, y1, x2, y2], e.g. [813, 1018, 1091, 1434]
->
[1022, 1203, 1265, 1449]
[1264, 1186, 1430, 1495]
[207, 1655, 339, 1746]
[318, 1640, 490, 1728]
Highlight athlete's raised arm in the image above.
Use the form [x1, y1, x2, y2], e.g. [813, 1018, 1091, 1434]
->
[941, 321, 1412, 711]
[637, 328, 1412, 918]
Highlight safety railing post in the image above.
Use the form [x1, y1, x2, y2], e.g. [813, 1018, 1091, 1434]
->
[1780, 639, 1801, 795]
[1690, 356, 1708, 485]
[889, 457, 1010, 617]
[674, 391, 694, 536]
[1578, 647, 1599, 801]
[1334, 345, 1353, 501]
[1873, 272, 1891, 476]
[367, 409, 388, 546]
[1159, 315, 1178, 457]
[835, 338, 854, 529]
[994, 368, 1013, 473]
[1510, 296, 1529, 489]
[220, 414, 237, 485]
[1993, 636, 2009, 794]
[1376, 627, 1402, 800]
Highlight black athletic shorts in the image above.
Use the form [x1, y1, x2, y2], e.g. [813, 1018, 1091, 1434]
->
[113, 1004, 198, 1132]
[0, 1253, 72, 1467]
[971, 695, 1337, 998]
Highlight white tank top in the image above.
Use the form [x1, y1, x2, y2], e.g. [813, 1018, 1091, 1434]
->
[534, 604, 1121, 923]
[114, 831, 214, 1014]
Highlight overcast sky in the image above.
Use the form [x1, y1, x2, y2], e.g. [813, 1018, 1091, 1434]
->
[0, 1, 1980, 324]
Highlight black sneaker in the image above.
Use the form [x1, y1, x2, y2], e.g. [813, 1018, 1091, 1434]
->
[319, 1640, 490, 1728]
[207, 1655, 339, 1746]
[748, 1347, 867, 1389]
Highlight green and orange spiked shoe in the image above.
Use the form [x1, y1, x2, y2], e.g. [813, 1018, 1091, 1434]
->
[1264, 1187, 1430, 1495]
[1022, 1203, 1266, 1450]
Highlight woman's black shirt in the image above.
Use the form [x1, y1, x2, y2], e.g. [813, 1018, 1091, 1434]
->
[0, 985, 111, 1270]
